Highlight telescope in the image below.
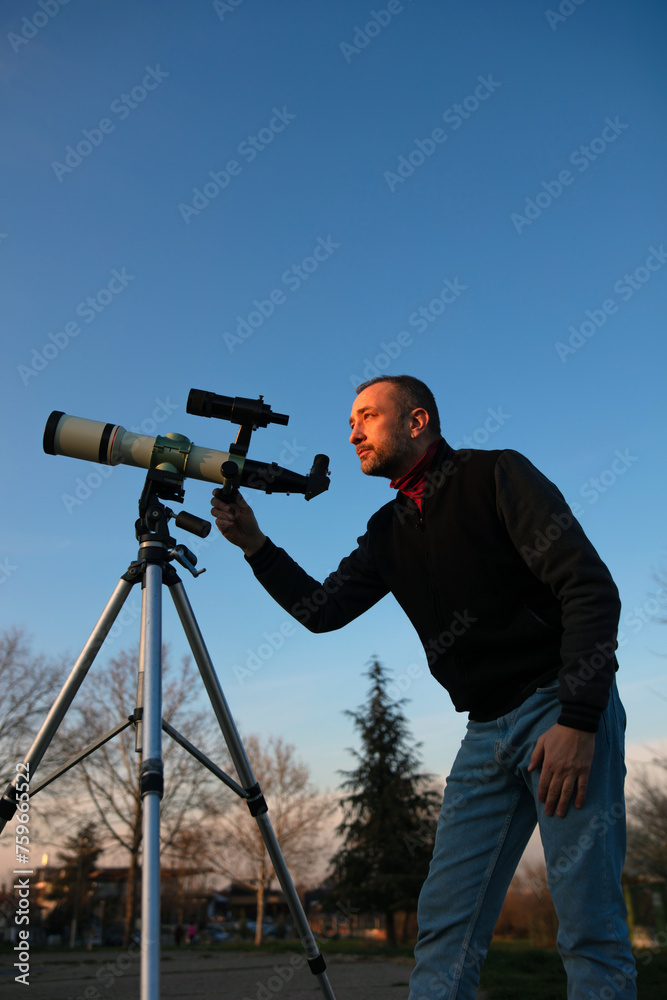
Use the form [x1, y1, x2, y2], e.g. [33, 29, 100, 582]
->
[9, 389, 339, 1000]
[43, 389, 330, 501]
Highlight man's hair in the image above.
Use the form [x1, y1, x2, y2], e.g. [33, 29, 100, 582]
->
[355, 375, 441, 436]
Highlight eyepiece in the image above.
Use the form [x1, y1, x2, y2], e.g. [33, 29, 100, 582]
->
[186, 388, 214, 419]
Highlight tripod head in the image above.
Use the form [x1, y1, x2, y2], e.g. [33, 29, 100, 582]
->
[133, 469, 211, 578]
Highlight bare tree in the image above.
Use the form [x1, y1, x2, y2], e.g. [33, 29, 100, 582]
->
[0, 628, 66, 783]
[58, 645, 220, 946]
[623, 563, 667, 883]
[494, 862, 558, 946]
[652, 563, 667, 626]
[626, 753, 667, 883]
[202, 734, 329, 945]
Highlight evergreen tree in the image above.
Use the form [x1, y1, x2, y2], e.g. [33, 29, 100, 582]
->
[328, 659, 441, 946]
[45, 821, 103, 945]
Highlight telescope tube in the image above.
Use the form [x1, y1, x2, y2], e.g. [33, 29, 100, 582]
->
[44, 411, 237, 484]
[43, 412, 329, 498]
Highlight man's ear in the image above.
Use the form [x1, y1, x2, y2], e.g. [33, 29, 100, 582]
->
[410, 407, 430, 438]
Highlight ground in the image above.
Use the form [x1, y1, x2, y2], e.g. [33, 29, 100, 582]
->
[0, 945, 490, 999]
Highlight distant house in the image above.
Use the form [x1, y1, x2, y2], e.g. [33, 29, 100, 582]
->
[0, 887, 20, 944]
[29, 864, 300, 940]
[624, 877, 667, 947]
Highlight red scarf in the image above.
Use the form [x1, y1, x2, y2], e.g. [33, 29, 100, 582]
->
[390, 440, 440, 511]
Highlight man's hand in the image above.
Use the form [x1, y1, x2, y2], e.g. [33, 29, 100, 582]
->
[528, 723, 596, 818]
[211, 490, 266, 557]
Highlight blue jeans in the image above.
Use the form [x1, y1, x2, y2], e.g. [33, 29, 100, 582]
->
[409, 682, 636, 999]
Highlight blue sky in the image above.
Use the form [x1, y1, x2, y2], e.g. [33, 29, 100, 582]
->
[2, 0, 666, 852]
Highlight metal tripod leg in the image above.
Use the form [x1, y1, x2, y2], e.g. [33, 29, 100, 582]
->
[0, 578, 135, 832]
[169, 580, 337, 1000]
[138, 561, 163, 1000]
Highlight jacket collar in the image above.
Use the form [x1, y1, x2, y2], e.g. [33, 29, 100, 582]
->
[393, 438, 454, 513]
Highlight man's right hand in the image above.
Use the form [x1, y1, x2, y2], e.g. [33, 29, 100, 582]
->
[211, 490, 266, 557]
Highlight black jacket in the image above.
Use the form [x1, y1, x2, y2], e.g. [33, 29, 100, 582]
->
[247, 439, 621, 732]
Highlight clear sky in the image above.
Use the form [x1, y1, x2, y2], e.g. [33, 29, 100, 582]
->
[2, 0, 666, 859]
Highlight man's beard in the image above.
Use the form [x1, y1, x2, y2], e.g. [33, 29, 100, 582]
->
[359, 437, 412, 479]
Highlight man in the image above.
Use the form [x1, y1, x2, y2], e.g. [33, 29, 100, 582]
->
[211, 375, 636, 999]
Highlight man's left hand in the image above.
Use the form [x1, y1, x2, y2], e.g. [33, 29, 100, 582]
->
[528, 723, 596, 818]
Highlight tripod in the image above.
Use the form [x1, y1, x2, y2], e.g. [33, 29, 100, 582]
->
[0, 469, 337, 1000]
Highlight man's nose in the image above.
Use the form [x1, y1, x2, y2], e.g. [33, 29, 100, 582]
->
[349, 422, 363, 444]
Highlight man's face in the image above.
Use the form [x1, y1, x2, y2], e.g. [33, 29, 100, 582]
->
[348, 382, 416, 479]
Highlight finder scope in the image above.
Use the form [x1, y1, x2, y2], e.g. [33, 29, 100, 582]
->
[187, 389, 289, 429]
[44, 406, 330, 500]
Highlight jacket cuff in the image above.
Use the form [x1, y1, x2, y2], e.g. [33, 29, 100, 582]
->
[557, 704, 601, 733]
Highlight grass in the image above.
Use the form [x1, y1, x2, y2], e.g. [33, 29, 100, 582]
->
[169, 936, 415, 958]
[479, 941, 666, 1000]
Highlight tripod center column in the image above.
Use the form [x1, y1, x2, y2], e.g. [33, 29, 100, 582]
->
[139, 556, 164, 1000]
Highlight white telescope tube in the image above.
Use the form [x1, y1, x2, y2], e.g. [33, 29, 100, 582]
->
[43, 412, 238, 485]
